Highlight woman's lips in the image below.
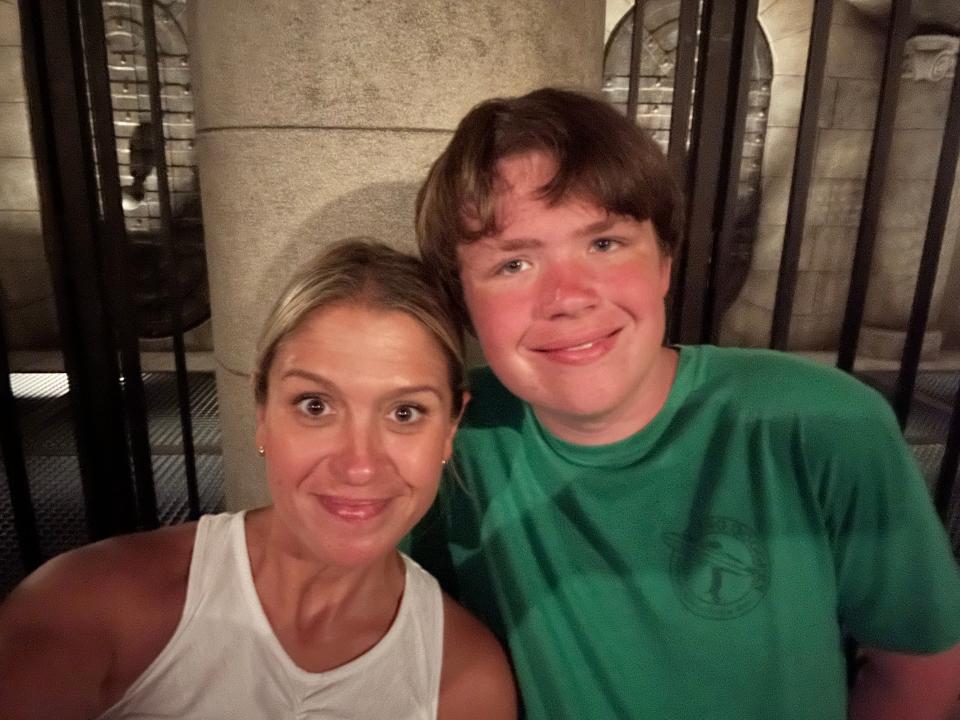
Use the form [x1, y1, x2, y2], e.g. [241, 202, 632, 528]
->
[317, 495, 391, 522]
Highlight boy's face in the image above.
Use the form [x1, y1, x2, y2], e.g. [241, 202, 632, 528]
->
[457, 151, 676, 444]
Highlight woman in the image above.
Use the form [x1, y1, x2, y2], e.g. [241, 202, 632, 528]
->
[0, 239, 517, 719]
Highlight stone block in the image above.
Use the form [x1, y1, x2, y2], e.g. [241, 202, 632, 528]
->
[191, 0, 604, 131]
[761, 126, 797, 178]
[759, 175, 790, 225]
[770, 30, 811, 76]
[833, 0, 874, 27]
[877, 180, 935, 229]
[864, 271, 920, 327]
[818, 78, 838, 129]
[935, 253, 960, 342]
[0, 210, 43, 259]
[214, 366, 269, 511]
[604, 0, 632, 42]
[873, 226, 925, 273]
[759, 0, 781, 14]
[825, 23, 884, 80]
[739, 269, 779, 310]
[0, 3, 21, 46]
[815, 271, 851, 319]
[0, 101, 31, 157]
[0, 48, 25, 103]
[813, 129, 872, 179]
[0, 158, 38, 210]
[718, 296, 771, 348]
[752, 224, 786, 271]
[887, 130, 944, 181]
[895, 76, 953, 131]
[787, 313, 835, 350]
[759, 0, 813, 42]
[809, 225, 857, 271]
[791, 270, 821, 314]
[831, 79, 879, 130]
[806, 178, 865, 226]
[930, 255, 958, 323]
[858, 325, 943, 361]
[768, 74, 804, 128]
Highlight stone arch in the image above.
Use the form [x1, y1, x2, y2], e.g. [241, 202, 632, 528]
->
[603, 1, 774, 321]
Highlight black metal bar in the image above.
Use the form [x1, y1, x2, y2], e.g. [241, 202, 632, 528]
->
[891, 60, 960, 427]
[626, 1, 646, 123]
[19, 0, 137, 540]
[935, 382, 960, 522]
[706, 0, 759, 342]
[668, 0, 708, 343]
[0, 312, 42, 572]
[78, 0, 158, 529]
[675, 0, 737, 343]
[770, 0, 834, 350]
[666, 0, 700, 182]
[141, 0, 200, 519]
[836, 3, 912, 371]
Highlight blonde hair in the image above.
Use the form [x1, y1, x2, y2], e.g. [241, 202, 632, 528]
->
[253, 238, 466, 417]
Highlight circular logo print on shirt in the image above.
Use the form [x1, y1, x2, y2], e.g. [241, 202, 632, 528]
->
[663, 516, 770, 620]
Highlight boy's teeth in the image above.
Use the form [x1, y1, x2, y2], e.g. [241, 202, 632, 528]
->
[567, 340, 595, 351]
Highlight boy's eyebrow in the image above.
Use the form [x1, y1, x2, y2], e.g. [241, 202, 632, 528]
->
[488, 237, 543, 252]
[576, 217, 617, 235]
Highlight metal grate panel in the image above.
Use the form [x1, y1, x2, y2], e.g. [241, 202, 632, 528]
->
[1, 371, 224, 597]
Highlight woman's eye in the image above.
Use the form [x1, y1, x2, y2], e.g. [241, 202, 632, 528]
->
[295, 396, 328, 417]
[498, 258, 529, 275]
[391, 404, 424, 424]
[592, 237, 620, 252]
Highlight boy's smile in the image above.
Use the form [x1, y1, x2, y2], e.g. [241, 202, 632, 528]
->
[458, 151, 678, 445]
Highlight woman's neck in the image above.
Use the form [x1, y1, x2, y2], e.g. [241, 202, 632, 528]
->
[244, 507, 406, 672]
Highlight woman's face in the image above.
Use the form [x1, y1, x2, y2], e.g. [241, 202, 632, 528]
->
[256, 303, 464, 567]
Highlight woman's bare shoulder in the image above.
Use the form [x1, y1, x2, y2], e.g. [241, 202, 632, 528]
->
[438, 592, 517, 720]
[0, 522, 197, 719]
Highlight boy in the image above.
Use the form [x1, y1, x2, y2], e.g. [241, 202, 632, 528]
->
[412, 87, 960, 719]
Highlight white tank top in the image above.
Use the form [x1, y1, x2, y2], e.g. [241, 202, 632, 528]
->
[99, 512, 444, 719]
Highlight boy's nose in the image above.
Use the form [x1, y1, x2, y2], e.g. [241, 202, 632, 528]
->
[537, 261, 598, 319]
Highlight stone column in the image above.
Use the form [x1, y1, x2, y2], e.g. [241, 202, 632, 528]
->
[861, 34, 960, 360]
[190, 1, 604, 509]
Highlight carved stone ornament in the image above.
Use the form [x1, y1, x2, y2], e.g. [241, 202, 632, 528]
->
[902, 35, 959, 82]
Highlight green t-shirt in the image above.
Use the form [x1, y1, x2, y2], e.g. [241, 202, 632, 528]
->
[412, 345, 960, 719]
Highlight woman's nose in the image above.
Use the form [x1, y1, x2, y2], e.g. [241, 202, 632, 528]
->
[329, 420, 383, 485]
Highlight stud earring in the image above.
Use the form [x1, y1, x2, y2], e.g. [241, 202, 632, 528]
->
[257, 446, 265, 457]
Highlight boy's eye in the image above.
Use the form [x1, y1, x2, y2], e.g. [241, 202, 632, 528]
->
[498, 258, 530, 275]
[391, 404, 425, 423]
[295, 396, 329, 417]
[591, 237, 620, 252]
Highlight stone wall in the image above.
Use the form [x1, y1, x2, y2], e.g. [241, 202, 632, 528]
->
[0, 0, 56, 351]
[719, 0, 960, 354]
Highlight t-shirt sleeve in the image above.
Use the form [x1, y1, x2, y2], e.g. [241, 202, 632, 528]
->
[821, 393, 960, 653]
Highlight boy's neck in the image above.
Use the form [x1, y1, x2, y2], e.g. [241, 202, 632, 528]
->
[532, 346, 679, 446]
